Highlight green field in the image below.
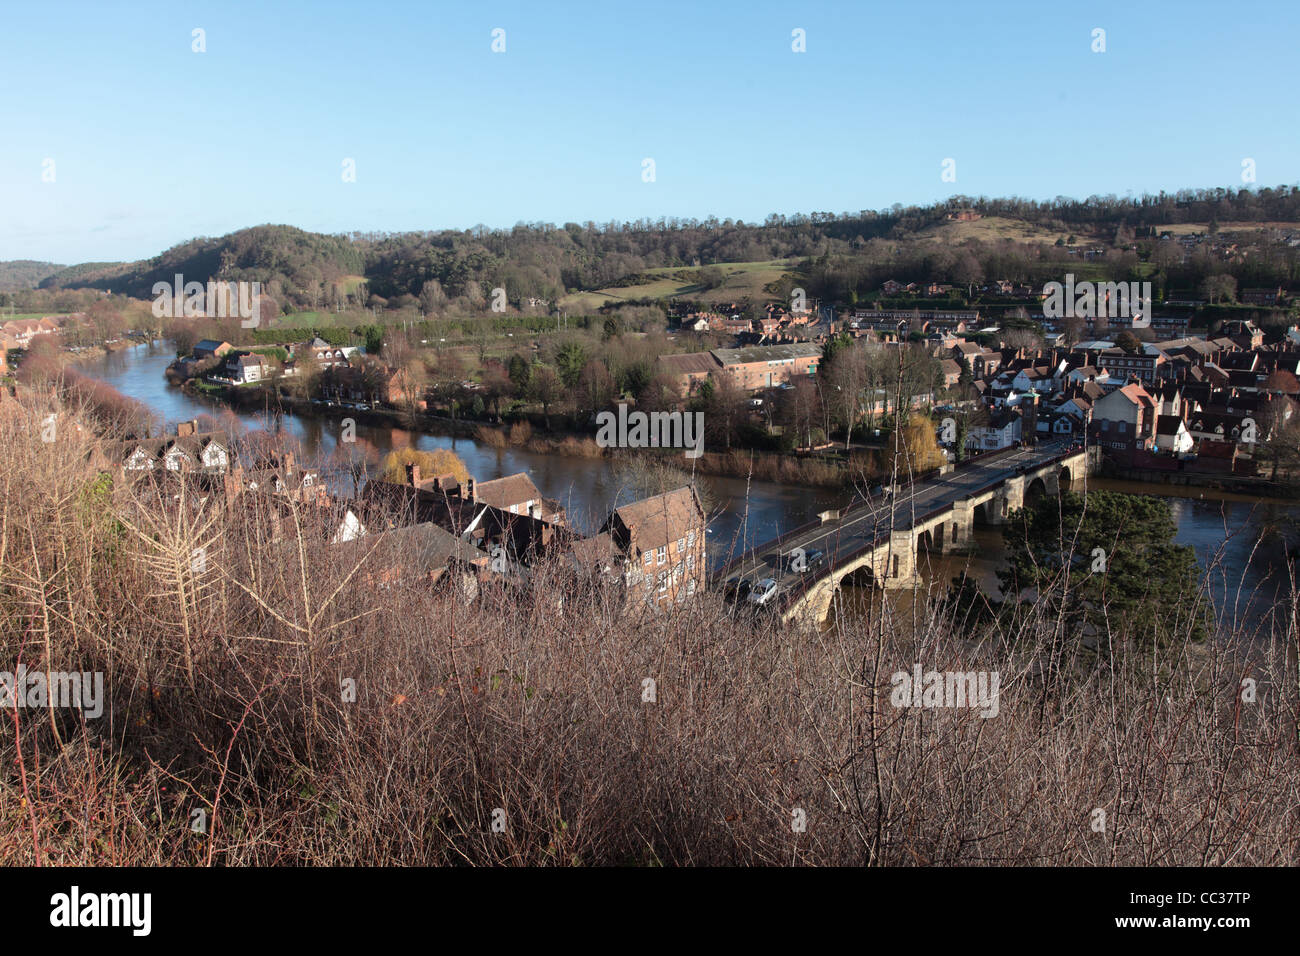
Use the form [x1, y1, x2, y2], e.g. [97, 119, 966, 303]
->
[269, 310, 361, 328]
[559, 258, 799, 310]
[1, 312, 57, 322]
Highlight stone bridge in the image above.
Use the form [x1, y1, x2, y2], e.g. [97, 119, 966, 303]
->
[715, 440, 1100, 625]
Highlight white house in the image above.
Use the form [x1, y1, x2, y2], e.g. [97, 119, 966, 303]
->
[220, 351, 270, 384]
[966, 408, 1022, 451]
[1066, 365, 1110, 388]
[1009, 366, 1054, 394]
[1037, 410, 1084, 439]
[1155, 415, 1194, 454]
[330, 509, 368, 544]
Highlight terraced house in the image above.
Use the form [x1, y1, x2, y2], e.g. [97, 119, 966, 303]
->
[2, 316, 58, 347]
[101, 420, 233, 474]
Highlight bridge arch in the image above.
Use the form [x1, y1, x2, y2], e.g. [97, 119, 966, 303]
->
[1059, 464, 1073, 492]
[1025, 476, 1048, 503]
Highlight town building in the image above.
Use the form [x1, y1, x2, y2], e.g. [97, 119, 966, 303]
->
[601, 486, 707, 609]
[710, 342, 821, 391]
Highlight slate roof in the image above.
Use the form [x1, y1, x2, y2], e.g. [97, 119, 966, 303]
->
[659, 351, 724, 376]
[711, 343, 822, 365]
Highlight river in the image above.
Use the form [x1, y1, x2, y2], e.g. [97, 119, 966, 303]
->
[78, 343, 842, 560]
[80, 343, 1300, 635]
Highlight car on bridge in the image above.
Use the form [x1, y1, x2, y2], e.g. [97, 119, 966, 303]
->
[722, 575, 752, 603]
[767, 547, 828, 574]
[765, 548, 822, 574]
[746, 578, 779, 606]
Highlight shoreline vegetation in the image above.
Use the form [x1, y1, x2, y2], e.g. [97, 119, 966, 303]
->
[179, 375, 1300, 497]
[180, 376, 877, 488]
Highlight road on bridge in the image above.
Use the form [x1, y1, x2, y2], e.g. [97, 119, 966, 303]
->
[719, 437, 1076, 608]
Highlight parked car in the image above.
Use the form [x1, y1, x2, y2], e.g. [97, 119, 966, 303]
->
[746, 578, 779, 606]
[722, 575, 752, 603]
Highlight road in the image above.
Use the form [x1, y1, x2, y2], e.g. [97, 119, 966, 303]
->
[720, 438, 1075, 604]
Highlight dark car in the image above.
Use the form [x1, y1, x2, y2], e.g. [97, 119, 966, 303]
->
[722, 575, 752, 603]
[801, 547, 828, 572]
[777, 547, 827, 574]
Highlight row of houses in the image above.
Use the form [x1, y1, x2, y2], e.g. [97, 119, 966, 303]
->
[2, 314, 73, 352]
[95, 418, 711, 613]
[947, 320, 1300, 471]
[365, 462, 708, 608]
[177, 337, 363, 385]
[678, 302, 816, 340]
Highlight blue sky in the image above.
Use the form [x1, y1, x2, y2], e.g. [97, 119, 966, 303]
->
[2, 0, 1298, 263]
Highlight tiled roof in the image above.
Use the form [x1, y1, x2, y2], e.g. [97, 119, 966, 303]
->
[607, 486, 704, 553]
[659, 351, 724, 375]
[473, 473, 542, 510]
[103, 432, 231, 466]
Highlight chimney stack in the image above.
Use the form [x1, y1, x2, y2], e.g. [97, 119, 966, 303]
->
[177, 419, 198, 437]
[224, 466, 244, 504]
[406, 463, 421, 487]
[465, 477, 476, 500]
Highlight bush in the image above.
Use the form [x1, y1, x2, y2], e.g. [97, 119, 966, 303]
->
[4, 389, 1299, 866]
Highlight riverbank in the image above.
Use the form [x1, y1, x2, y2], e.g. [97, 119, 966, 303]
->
[1100, 462, 1300, 499]
[182, 378, 868, 488]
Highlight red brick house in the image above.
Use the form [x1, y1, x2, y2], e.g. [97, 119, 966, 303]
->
[602, 486, 707, 609]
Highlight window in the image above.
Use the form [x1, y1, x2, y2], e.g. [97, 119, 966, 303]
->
[657, 570, 667, 592]
[644, 551, 653, 567]
[687, 529, 696, 548]
[657, 546, 666, 565]
[677, 537, 685, 553]
[686, 554, 695, 571]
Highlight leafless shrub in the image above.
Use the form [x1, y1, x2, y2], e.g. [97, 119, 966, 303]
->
[2, 389, 1298, 866]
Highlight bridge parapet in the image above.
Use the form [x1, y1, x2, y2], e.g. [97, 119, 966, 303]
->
[765, 445, 1100, 625]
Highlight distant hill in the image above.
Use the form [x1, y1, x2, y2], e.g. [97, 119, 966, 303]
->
[38, 225, 363, 301]
[38, 261, 127, 290]
[0, 260, 66, 290]
[13, 184, 1300, 313]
